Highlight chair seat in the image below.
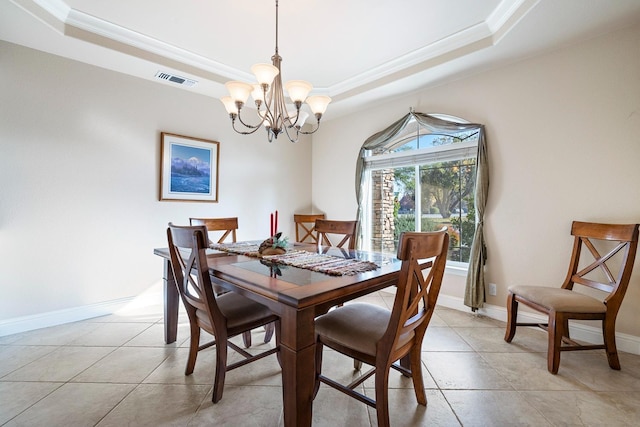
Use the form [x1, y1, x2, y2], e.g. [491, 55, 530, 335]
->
[509, 285, 606, 313]
[196, 292, 275, 330]
[315, 303, 414, 356]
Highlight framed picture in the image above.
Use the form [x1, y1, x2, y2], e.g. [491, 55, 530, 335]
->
[160, 132, 219, 202]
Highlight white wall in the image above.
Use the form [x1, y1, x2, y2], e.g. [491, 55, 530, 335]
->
[312, 24, 640, 338]
[0, 41, 313, 329]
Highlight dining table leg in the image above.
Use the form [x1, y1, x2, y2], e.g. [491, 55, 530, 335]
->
[279, 305, 317, 427]
[162, 258, 179, 344]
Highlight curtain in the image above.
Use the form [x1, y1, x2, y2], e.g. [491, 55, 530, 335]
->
[463, 128, 489, 310]
[355, 111, 489, 309]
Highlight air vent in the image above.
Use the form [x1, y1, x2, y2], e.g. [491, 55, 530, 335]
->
[154, 71, 197, 87]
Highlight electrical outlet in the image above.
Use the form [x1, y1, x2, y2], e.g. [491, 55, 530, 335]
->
[488, 283, 497, 296]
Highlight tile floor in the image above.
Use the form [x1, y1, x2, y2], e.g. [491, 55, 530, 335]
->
[2, 291, 640, 426]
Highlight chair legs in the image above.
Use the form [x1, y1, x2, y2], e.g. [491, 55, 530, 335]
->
[507, 303, 622, 375]
[315, 345, 426, 427]
[603, 319, 621, 370]
[409, 344, 426, 405]
[212, 333, 229, 403]
[241, 322, 276, 347]
[242, 331, 251, 348]
[547, 312, 563, 374]
[504, 292, 518, 343]
[313, 341, 323, 399]
[185, 324, 200, 375]
[374, 361, 391, 427]
[264, 322, 275, 343]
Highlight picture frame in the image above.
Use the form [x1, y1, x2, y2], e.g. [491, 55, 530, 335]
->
[160, 132, 219, 202]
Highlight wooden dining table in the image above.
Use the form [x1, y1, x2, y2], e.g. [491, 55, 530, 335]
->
[154, 243, 401, 427]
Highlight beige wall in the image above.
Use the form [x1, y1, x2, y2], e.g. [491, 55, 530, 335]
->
[312, 24, 640, 337]
[0, 41, 313, 324]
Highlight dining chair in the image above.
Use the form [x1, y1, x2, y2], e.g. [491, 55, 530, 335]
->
[189, 216, 275, 347]
[189, 217, 238, 245]
[167, 223, 280, 403]
[314, 219, 359, 320]
[504, 221, 639, 374]
[294, 213, 325, 243]
[314, 219, 358, 250]
[313, 229, 449, 427]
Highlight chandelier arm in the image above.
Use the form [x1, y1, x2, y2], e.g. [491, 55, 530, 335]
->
[269, 62, 288, 137]
[230, 115, 263, 135]
[235, 107, 264, 129]
[296, 115, 323, 135]
[282, 101, 302, 129]
[259, 84, 278, 131]
[281, 121, 301, 143]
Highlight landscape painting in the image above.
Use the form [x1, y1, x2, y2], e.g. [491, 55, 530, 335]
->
[160, 133, 219, 202]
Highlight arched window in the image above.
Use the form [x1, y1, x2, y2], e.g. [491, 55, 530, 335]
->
[361, 114, 479, 267]
[356, 111, 488, 309]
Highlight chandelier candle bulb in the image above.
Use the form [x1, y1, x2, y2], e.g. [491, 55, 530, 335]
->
[220, 96, 238, 115]
[306, 95, 332, 115]
[251, 63, 279, 85]
[295, 111, 309, 128]
[225, 81, 253, 105]
[284, 80, 313, 103]
[251, 85, 266, 105]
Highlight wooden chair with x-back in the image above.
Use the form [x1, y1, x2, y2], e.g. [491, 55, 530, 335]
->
[189, 217, 275, 346]
[314, 219, 358, 251]
[313, 229, 449, 427]
[189, 217, 238, 245]
[504, 221, 639, 374]
[294, 213, 325, 244]
[166, 223, 280, 403]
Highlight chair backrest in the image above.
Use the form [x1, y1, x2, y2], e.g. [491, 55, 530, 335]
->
[381, 229, 449, 356]
[563, 221, 639, 311]
[167, 223, 224, 331]
[314, 219, 358, 249]
[189, 217, 238, 244]
[294, 213, 325, 243]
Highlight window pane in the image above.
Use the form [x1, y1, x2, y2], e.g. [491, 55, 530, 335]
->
[419, 159, 476, 262]
[390, 129, 480, 153]
[392, 166, 416, 253]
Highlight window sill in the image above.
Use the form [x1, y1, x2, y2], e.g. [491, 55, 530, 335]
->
[445, 264, 468, 277]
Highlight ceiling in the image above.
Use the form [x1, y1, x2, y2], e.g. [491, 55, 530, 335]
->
[2, 0, 640, 120]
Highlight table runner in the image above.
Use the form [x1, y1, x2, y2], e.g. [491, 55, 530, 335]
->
[211, 243, 378, 276]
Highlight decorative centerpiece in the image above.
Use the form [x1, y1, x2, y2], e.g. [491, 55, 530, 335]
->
[258, 232, 288, 256]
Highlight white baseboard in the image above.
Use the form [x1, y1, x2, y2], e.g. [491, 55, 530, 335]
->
[436, 294, 640, 356]
[0, 297, 135, 337]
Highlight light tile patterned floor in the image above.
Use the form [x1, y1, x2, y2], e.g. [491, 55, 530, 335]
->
[1, 291, 640, 426]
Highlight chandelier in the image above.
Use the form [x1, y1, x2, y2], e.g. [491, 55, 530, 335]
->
[220, 0, 331, 143]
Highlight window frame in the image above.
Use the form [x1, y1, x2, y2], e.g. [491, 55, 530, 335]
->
[361, 115, 479, 268]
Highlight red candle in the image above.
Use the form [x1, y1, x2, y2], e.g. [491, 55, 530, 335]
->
[270, 213, 274, 236]
[275, 210, 278, 233]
